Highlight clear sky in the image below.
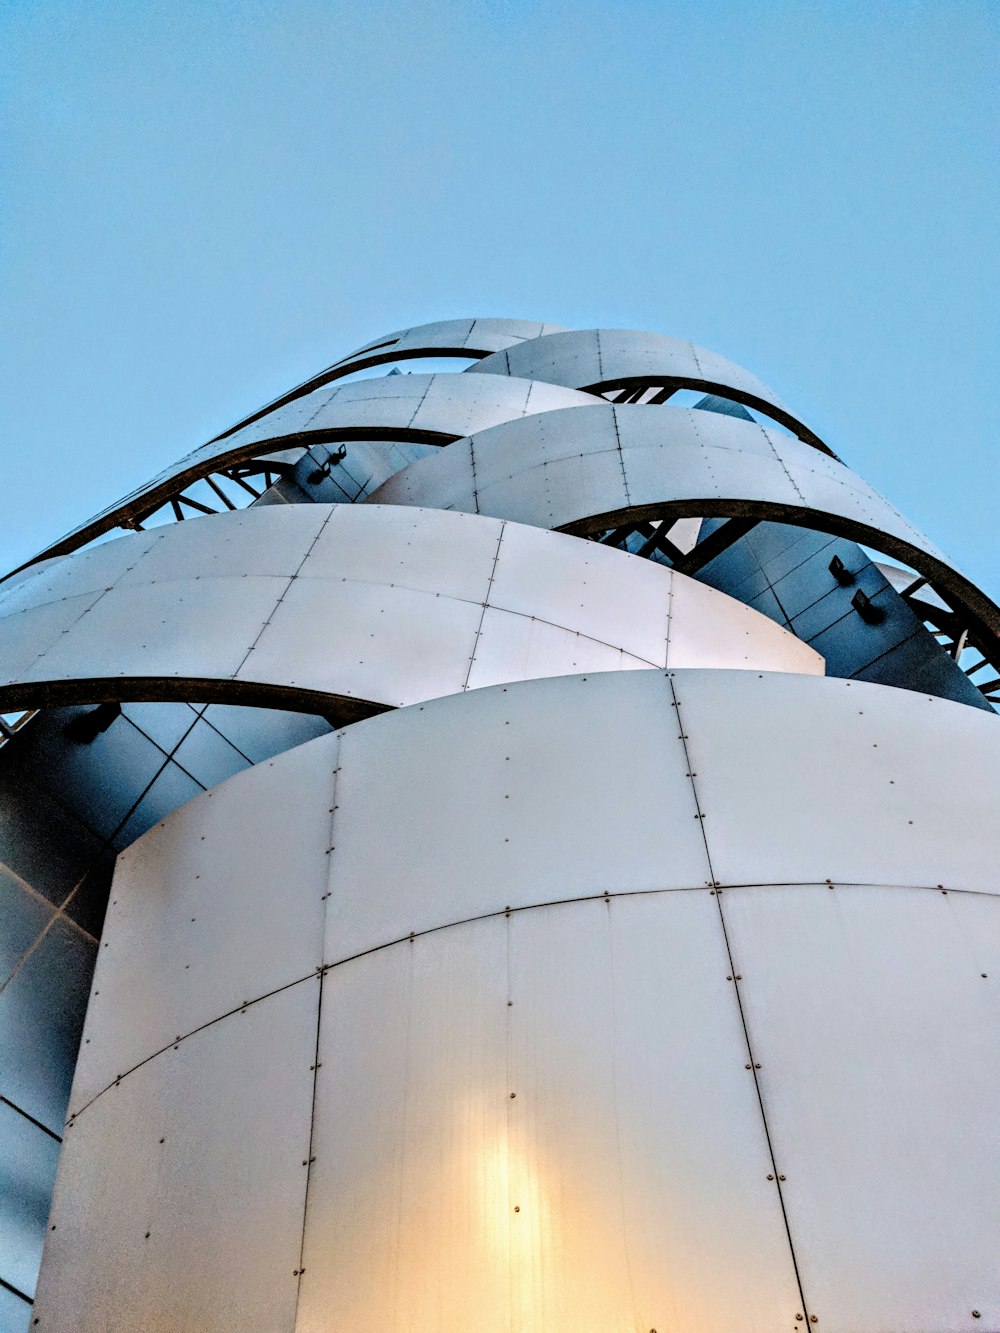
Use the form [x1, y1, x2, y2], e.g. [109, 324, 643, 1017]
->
[2, 1, 997, 594]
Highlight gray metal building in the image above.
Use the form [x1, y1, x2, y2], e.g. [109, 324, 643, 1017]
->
[1, 319, 997, 1330]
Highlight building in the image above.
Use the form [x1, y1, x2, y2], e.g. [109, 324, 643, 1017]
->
[1, 319, 998, 1330]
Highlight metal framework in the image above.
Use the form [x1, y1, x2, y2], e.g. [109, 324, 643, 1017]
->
[1, 317, 997, 1332]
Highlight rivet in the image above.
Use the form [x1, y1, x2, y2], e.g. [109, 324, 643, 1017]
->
[754, 1063, 761, 1069]
[982, 974, 988, 979]
[510, 1092, 516, 1099]
[810, 1319, 818, 1325]
[779, 1174, 786, 1181]
[766, 1173, 773, 1180]
[972, 1312, 980, 1319]
[745, 1063, 751, 1070]
[513, 1205, 520, 1212]
[735, 974, 742, 980]
[796, 1317, 804, 1323]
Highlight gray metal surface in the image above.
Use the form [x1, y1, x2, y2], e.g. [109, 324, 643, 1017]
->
[723, 883, 1000, 1330]
[36, 670, 1000, 1329]
[468, 327, 827, 448]
[369, 402, 1000, 654]
[68, 733, 336, 1112]
[16, 307, 1000, 1332]
[677, 669, 1000, 891]
[34, 980, 317, 1332]
[20, 373, 595, 571]
[0, 503, 820, 717]
[299, 901, 801, 1332]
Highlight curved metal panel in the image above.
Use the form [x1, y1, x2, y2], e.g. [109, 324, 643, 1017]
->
[34, 980, 317, 1333]
[0, 504, 821, 718]
[299, 902, 802, 1333]
[369, 403, 1000, 652]
[676, 668, 1000, 891]
[723, 883, 1000, 1331]
[468, 327, 827, 449]
[19, 373, 596, 571]
[67, 732, 336, 1112]
[40, 670, 1000, 1330]
[208, 317, 570, 449]
[321, 316, 568, 381]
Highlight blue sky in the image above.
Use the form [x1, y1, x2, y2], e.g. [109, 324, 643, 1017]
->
[2, 1, 997, 593]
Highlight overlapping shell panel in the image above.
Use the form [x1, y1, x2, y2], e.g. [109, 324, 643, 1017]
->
[1, 318, 996, 1331]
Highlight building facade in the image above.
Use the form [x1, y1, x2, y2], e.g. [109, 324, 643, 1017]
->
[1, 319, 998, 1330]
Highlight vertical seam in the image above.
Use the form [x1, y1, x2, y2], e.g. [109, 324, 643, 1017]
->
[666, 671, 814, 1325]
[462, 523, 506, 690]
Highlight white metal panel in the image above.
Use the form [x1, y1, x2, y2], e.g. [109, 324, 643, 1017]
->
[300, 504, 503, 604]
[323, 671, 709, 962]
[486, 523, 672, 665]
[723, 883, 1000, 1331]
[35, 980, 317, 1333]
[69, 733, 338, 1112]
[0, 530, 164, 615]
[667, 575, 824, 674]
[471, 328, 792, 417]
[371, 403, 957, 580]
[466, 607, 646, 691]
[368, 437, 477, 511]
[475, 329, 602, 387]
[470, 404, 620, 490]
[411, 374, 532, 437]
[0, 592, 106, 682]
[328, 317, 567, 376]
[505, 895, 804, 1331]
[19, 577, 286, 685]
[242, 576, 482, 705]
[226, 383, 342, 447]
[676, 671, 1000, 891]
[114, 506, 330, 585]
[476, 452, 629, 529]
[298, 917, 511, 1333]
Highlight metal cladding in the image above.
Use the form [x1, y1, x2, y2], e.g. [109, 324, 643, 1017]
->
[467, 327, 828, 449]
[2, 317, 998, 1331]
[0, 505, 820, 717]
[21, 372, 594, 570]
